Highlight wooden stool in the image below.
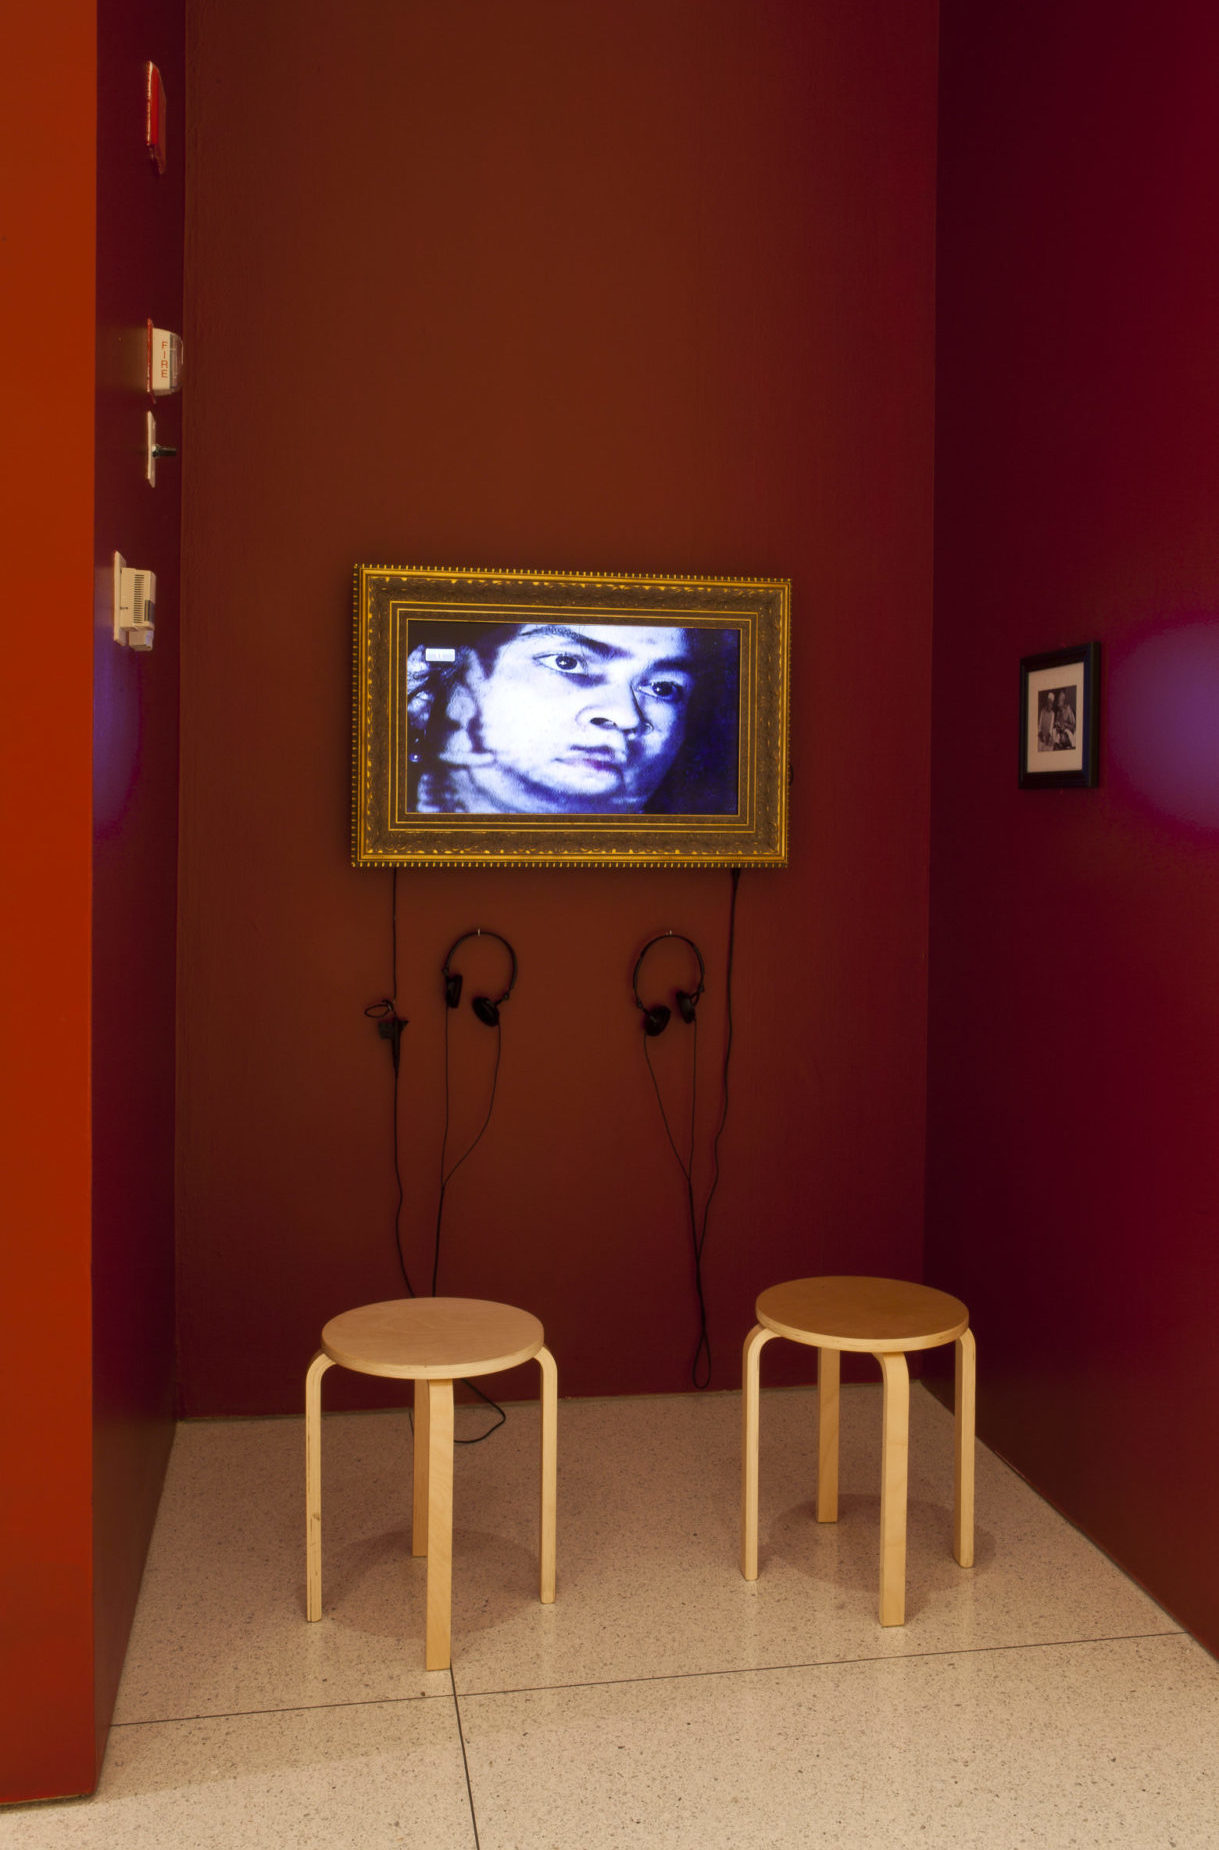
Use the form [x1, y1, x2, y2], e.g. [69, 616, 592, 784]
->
[741, 1276, 975, 1626]
[305, 1297, 557, 1669]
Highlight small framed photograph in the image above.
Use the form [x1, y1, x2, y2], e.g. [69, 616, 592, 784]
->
[352, 564, 790, 869]
[1019, 642, 1100, 788]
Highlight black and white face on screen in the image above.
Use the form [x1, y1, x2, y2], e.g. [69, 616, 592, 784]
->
[405, 619, 740, 816]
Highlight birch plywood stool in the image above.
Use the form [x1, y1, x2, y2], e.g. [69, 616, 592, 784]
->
[741, 1276, 975, 1626]
[305, 1297, 557, 1670]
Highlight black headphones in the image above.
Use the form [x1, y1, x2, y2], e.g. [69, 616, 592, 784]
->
[442, 928, 518, 1028]
[632, 932, 705, 1037]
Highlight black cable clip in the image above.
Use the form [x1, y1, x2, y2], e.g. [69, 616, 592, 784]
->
[364, 998, 407, 1074]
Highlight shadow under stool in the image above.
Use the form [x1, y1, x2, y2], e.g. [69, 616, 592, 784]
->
[741, 1275, 975, 1625]
[306, 1296, 557, 1669]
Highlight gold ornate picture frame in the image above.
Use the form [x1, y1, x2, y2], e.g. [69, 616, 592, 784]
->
[352, 565, 790, 870]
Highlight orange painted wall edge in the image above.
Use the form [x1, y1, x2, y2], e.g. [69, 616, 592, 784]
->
[0, 0, 99, 1804]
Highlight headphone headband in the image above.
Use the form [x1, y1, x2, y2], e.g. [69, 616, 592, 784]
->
[632, 931, 705, 1035]
[442, 928, 518, 1025]
[632, 931, 706, 1002]
[442, 927, 517, 996]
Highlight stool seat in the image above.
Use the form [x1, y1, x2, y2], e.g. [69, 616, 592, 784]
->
[306, 1297, 557, 1669]
[321, 1297, 545, 1379]
[742, 1276, 975, 1626]
[756, 1276, 969, 1353]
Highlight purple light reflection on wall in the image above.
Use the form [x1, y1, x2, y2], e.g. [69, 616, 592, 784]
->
[92, 626, 145, 840]
[1109, 619, 1219, 833]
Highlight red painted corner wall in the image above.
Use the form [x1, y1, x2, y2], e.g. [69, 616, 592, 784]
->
[177, 0, 940, 1414]
[91, 0, 185, 1773]
[0, 0, 183, 1802]
[0, 1, 98, 1803]
[930, 0, 1219, 1655]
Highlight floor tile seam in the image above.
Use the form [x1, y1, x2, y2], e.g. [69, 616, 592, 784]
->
[107, 1688, 458, 1732]
[449, 1669, 483, 1850]
[452, 1626, 1189, 1703]
[104, 1627, 1192, 1735]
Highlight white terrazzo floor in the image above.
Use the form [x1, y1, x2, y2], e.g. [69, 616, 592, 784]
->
[3, 1384, 1216, 1847]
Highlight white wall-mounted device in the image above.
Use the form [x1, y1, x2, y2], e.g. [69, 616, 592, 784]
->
[113, 552, 156, 651]
[147, 322, 183, 395]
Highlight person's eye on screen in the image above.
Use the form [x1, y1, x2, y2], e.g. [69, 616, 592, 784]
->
[640, 678, 690, 706]
[535, 650, 594, 678]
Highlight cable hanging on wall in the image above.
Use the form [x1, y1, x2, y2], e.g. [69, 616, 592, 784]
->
[633, 867, 741, 1388]
[364, 893, 511, 1441]
[431, 928, 517, 1441]
[363, 869, 412, 1293]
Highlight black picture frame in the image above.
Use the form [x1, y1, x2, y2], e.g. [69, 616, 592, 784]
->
[1018, 642, 1100, 788]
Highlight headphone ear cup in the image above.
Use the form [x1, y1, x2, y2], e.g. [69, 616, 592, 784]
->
[471, 995, 500, 1028]
[444, 972, 463, 1009]
[675, 989, 698, 1024]
[642, 1003, 671, 1037]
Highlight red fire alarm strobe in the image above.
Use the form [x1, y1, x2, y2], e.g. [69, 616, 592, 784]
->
[146, 62, 167, 173]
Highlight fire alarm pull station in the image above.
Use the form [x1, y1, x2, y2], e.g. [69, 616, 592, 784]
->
[147, 323, 183, 395]
[113, 553, 156, 651]
[146, 63, 167, 173]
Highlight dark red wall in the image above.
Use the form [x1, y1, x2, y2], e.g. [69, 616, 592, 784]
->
[92, 0, 184, 1769]
[178, 0, 939, 1413]
[929, 2, 1219, 1654]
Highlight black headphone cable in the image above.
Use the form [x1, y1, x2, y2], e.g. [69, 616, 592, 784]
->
[430, 984, 507, 1443]
[365, 875, 505, 1440]
[695, 866, 740, 1272]
[638, 867, 741, 1388]
[364, 872, 414, 1295]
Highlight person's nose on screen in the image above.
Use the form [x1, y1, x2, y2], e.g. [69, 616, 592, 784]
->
[583, 684, 651, 734]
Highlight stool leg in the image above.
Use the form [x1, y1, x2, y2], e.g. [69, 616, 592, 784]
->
[305, 1351, 334, 1622]
[817, 1345, 841, 1523]
[412, 1377, 430, 1557]
[877, 1351, 910, 1626]
[741, 1323, 776, 1580]
[424, 1378, 454, 1670]
[954, 1328, 976, 1569]
[536, 1346, 558, 1604]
